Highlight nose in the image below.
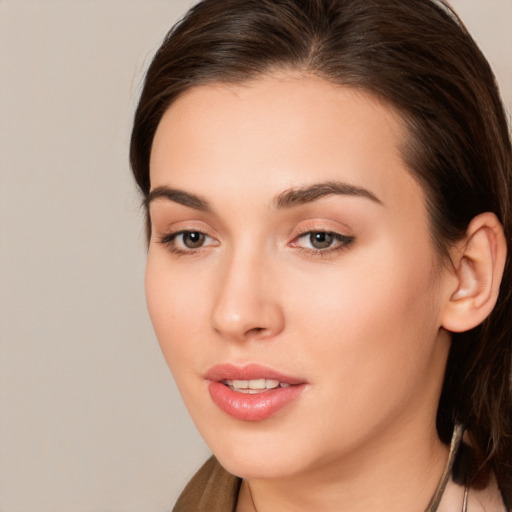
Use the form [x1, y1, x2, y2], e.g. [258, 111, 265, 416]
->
[210, 249, 285, 341]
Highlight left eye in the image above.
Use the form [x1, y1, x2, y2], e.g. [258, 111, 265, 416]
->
[293, 231, 354, 251]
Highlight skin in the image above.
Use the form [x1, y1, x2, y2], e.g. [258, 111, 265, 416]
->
[146, 75, 458, 512]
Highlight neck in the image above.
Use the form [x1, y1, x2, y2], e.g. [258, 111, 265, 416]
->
[238, 420, 450, 512]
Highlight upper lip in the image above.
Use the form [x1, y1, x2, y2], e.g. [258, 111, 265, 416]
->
[205, 363, 305, 385]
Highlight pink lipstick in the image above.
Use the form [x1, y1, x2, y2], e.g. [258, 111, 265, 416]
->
[205, 364, 307, 421]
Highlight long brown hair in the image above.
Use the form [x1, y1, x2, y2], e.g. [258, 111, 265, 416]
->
[130, 0, 512, 505]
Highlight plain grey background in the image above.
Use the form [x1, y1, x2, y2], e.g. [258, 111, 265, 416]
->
[0, 1, 510, 511]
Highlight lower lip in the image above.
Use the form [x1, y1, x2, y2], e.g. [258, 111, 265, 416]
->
[208, 381, 306, 421]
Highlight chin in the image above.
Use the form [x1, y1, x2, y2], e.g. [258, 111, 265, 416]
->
[202, 427, 318, 480]
[216, 448, 301, 480]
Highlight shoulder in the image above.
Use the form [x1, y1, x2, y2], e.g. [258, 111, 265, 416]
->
[468, 476, 509, 512]
[173, 457, 242, 512]
[442, 473, 508, 512]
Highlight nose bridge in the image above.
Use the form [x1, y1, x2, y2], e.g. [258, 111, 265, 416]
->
[211, 241, 283, 340]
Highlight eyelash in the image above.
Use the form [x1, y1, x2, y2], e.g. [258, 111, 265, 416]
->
[290, 230, 355, 256]
[157, 230, 217, 256]
[157, 229, 355, 257]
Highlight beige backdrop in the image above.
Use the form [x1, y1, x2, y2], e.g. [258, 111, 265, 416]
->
[0, 1, 510, 511]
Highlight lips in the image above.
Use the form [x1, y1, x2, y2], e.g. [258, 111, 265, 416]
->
[205, 364, 307, 421]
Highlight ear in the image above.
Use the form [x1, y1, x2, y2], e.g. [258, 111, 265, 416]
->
[440, 212, 507, 333]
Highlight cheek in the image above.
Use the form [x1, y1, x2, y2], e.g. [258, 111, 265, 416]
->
[145, 254, 210, 373]
[290, 240, 441, 393]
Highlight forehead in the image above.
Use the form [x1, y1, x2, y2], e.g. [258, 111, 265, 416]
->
[150, 75, 425, 215]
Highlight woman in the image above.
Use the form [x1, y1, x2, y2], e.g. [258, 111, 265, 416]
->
[130, 0, 512, 510]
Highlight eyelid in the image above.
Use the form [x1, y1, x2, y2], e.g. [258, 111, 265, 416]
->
[155, 220, 220, 255]
[152, 218, 216, 240]
[158, 229, 216, 244]
[288, 220, 355, 254]
[157, 230, 219, 257]
[290, 219, 353, 239]
[290, 231, 354, 249]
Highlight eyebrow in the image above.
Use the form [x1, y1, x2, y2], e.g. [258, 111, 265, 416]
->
[145, 186, 211, 212]
[145, 180, 383, 212]
[274, 181, 383, 209]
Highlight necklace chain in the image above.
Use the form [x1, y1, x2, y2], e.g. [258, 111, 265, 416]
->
[425, 423, 465, 512]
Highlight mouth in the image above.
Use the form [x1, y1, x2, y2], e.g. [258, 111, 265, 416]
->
[205, 364, 307, 421]
[222, 378, 292, 394]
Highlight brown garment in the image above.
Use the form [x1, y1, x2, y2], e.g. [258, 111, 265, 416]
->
[173, 457, 241, 512]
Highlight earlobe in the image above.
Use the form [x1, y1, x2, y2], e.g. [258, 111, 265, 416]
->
[441, 212, 507, 333]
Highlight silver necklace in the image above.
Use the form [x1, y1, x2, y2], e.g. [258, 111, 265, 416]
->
[425, 423, 468, 512]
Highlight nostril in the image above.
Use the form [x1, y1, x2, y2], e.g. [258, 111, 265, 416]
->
[246, 326, 265, 336]
[210, 281, 285, 340]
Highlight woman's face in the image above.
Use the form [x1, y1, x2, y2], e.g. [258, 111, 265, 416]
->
[146, 75, 453, 479]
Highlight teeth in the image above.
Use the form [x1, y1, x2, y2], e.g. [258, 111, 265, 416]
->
[223, 378, 284, 392]
[263, 379, 280, 389]
[248, 378, 266, 390]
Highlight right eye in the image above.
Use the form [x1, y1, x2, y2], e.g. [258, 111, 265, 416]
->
[158, 230, 218, 254]
[177, 231, 206, 248]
